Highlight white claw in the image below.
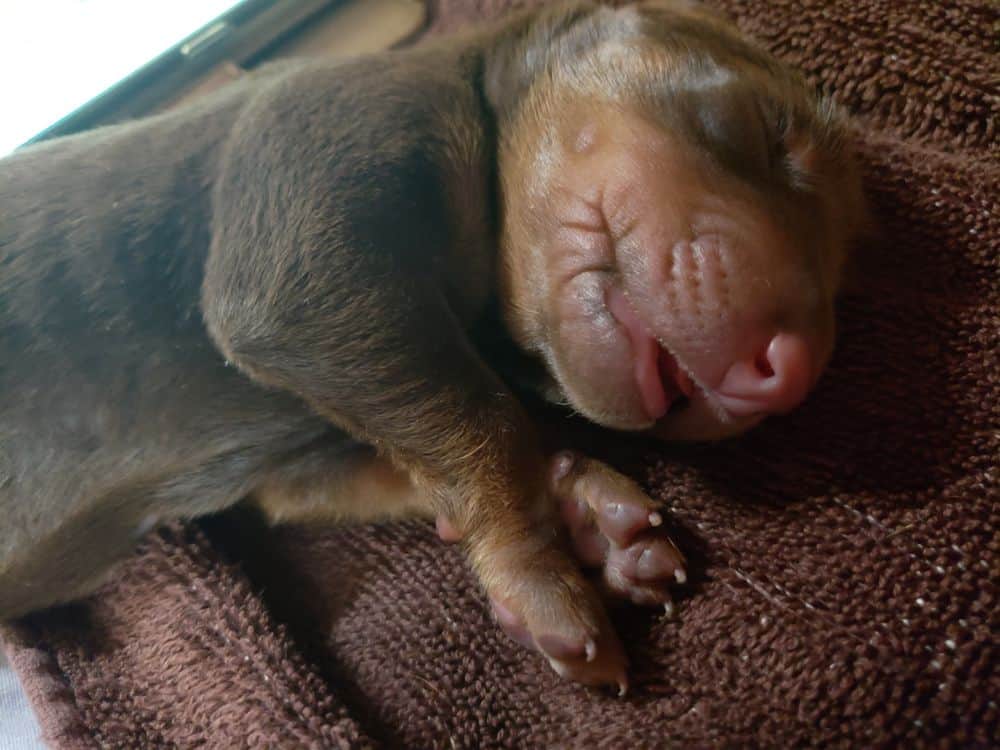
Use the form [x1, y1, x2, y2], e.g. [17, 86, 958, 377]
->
[617, 680, 629, 697]
[663, 600, 675, 618]
[585, 639, 597, 662]
[674, 568, 687, 585]
[549, 658, 571, 679]
[648, 511, 663, 527]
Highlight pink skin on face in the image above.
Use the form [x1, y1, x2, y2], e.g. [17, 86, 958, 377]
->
[517, 107, 834, 441]
[605, 284, 694, 421]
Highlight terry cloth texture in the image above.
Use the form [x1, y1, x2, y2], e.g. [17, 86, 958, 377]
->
[2, 0, 997, 747]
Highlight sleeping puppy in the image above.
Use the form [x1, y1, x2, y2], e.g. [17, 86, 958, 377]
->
[0, 0, 865, 691]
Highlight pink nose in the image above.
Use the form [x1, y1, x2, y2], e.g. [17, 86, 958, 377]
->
[714, 333, 815, 417]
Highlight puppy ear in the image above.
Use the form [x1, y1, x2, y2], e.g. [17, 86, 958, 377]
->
[777, 97, 854, 191]
[782, 124, 823, 186]
[483, 1, 604, 120]
[809, 115, 873, 298]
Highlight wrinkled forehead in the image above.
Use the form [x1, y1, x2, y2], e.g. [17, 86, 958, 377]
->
[513, 5, 858, 288]
[578, 98, 839, 301]
[562, 52, 806, 178]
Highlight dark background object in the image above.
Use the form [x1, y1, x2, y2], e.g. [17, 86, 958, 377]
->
[23, 0, 339, 146]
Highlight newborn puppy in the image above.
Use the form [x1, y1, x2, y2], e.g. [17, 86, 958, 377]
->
[0, 0, 865, 692]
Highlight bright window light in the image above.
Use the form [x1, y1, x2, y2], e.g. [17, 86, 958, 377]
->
[0, 1, 245, 155]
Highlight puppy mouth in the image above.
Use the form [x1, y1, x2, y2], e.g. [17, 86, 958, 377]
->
[658, 347, 695, 416]
[605, 286, 694, 421]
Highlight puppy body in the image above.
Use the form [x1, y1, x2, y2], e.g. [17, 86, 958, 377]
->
[0, 2, 863, 689]
[0, 36, 489, 607]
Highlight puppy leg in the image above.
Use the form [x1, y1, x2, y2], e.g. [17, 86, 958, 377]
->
[438, 451, 689, 645]
[203, 90, 629, 689]
[207, 297, 629, 689]
[262, 445, 686, 685]
[253, 445, 430, 525]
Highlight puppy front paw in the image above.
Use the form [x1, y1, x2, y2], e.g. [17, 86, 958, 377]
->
[550, 450, 687, 611]
[489, 584, 628, 694]
[433, 450, 685, 692]
[439, 501, 629, 691]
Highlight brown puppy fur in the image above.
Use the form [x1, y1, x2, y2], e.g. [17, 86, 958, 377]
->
[0, 1, 865, 691]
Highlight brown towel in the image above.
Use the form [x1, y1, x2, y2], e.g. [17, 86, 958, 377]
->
[4, 0, 997, 747]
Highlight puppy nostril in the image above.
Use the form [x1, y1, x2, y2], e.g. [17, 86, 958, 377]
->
[753, 351, 775, 379]
[714, 332, 815, 418]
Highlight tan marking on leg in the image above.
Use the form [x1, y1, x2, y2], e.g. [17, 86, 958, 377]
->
[253, 448, 431, 525]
